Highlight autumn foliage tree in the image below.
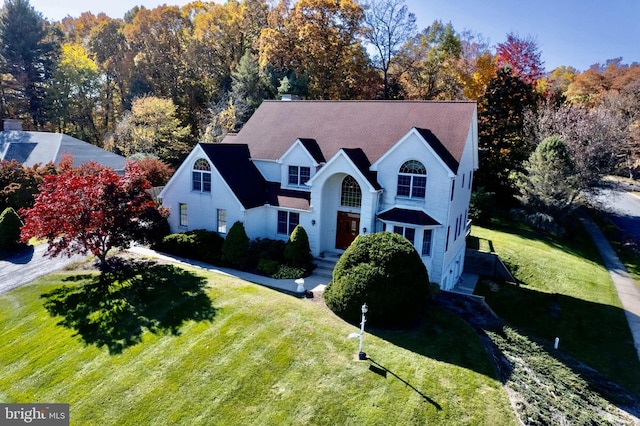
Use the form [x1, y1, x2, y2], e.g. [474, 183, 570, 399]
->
[127, 156, 175, 187]
[20, 159, 164, 270]
[258, 0, 373, 99]
[0, 159, 56, 211]
[495, 32, 545, 86]
[398, 20, 463, 100]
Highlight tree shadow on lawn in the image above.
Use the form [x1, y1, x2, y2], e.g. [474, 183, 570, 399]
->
[475, 280, 640, 403]
[41, 258, 216, 354]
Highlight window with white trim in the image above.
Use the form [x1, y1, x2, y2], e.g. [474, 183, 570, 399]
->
[179, 203, 187, 227]
[341, 175, 361, 207]
[288, 166, 311, 186]
[422, 229, 433, 256]
[393, 225, 415, 244]
[397, 160, 426, 198]
[192, 158, 211, 192]
[277, 210, 299, 235]
[217, 209, 227, 233]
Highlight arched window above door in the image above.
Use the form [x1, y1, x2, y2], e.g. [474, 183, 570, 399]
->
[341, 175, 361, 207]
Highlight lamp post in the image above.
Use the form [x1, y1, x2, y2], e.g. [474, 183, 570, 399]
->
[358, 303, 368, 360]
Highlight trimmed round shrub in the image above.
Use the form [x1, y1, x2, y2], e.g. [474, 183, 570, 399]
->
[284, 225, 312, 270]
[0, 207, 24, 249]
[323, 232, 432, 327]
[221, 221, 249, 270]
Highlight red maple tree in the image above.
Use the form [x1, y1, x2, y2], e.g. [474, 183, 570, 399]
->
[496, 32, 545, 85]
[20, 159, 161, 269]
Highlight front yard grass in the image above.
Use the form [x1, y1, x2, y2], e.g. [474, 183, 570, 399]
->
[472, 218, 640, 396]
[0, 262, 514, 425]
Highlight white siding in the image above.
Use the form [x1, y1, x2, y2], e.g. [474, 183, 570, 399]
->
[160, 147, 244, 235]
[253, 159, 280, 182]
[308, 152, 379, 256]
[373, 130, 454, 286]
[441, 125, 476, 289]
[375, 131, 452, 225]
[278, 140, 318, 190]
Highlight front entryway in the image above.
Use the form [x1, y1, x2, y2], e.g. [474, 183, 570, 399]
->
[335, 211, 360, 249]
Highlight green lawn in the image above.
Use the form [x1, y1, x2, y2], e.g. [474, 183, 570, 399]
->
[472, 219, 640, 396]
[0, 262, 515, 425]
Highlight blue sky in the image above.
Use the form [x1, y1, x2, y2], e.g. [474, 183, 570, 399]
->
[29, 0, 640, 72]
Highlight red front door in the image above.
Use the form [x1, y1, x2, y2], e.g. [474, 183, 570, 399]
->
[335, 211, 360, 250]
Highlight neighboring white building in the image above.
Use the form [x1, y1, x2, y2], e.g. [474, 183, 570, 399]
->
[159, 100, 478, 290]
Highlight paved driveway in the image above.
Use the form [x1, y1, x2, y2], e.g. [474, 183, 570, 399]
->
[0, 245, 86, 294]
[587, 184, 640, 245]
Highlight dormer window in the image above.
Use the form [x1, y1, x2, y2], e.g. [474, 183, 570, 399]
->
[192, 158, 211, 192]
[288, 165, 310, 186]
[397, 160, 426, 198]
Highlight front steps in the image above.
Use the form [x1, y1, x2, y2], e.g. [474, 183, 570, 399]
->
[313, 252, 341, 278]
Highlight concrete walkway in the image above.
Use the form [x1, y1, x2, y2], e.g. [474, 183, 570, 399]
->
[127, 246, 329, 294]
[580, 216, 640, 361]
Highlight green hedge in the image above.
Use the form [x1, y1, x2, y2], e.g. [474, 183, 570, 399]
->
[152, 229, 224, 265]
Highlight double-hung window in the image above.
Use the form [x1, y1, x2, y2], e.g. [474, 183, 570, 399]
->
[179, 203, 188, 227]
[422, 229, 433, 256]
[277, 211, 300, 235]
[288, 166, 311, 186]
[397, 160, 426, 198]
[217, 209, 227, 233]
[192, 159, 211, 193]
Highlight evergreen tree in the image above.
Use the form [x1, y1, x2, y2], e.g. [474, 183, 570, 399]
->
[513, 135, 579, 219]
[0, 0, 56, 127]
[0, 207, 24, 250]
[231, 50, 266, 127]
[221, 221, 249, 270]
[284, 225, 312, 271]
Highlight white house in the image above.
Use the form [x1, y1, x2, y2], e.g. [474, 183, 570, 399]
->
[159, 100, 478, 290]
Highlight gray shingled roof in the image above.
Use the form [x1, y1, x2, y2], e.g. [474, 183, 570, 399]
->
[0, 131, 126, 171]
